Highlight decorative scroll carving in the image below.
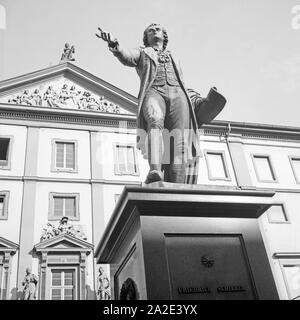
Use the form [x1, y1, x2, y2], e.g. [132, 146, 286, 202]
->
[7, 83, 122, 114]
[41, 217, 87, 241]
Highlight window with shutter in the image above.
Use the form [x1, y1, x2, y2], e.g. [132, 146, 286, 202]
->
[50, 268, 77, 300]
[52, 140, 77, 172]
[50, 193, 79, 220]
[114, 144, 139, 175]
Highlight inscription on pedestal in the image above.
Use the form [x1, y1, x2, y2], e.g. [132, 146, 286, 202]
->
[165, 234, 257, 300]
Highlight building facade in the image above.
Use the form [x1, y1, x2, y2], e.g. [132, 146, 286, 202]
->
[0, 62, 300, 300]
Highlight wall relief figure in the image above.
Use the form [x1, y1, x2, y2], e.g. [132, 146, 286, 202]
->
[7, 83, 123, 114]
[31, 89, 42, 106]
[20, 89, 33, 105]
[43, 85, 58, 108]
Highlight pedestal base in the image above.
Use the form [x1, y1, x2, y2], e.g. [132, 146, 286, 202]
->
[95, 184, 279, 300]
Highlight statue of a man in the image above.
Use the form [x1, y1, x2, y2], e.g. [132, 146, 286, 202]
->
[96, 24, 225, 184]
[22, 267, 38, 300]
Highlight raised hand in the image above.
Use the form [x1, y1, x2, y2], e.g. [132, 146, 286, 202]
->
[95, 27, 118, 48]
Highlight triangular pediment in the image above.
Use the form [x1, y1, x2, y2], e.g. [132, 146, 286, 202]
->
[0, 236, 19, 252]
[34, 233, 93, 252]
[0, 62, 137, 115]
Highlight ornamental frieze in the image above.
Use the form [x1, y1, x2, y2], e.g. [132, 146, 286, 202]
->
[4, 79, 127, 114]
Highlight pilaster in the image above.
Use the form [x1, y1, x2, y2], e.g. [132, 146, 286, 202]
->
[17, 127, 39, 293]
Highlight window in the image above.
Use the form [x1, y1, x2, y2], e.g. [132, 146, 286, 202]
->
[50, 268, 77, 300]
[289, 156, 300, 184]
[0, 238, 18, 300]
[49, 193, 79, 220]
[0, 260, 8, 300]
[0, 5, 6, 30]
[282, 264, 300, 300]
[204, 150, 230, 181]
[252, 155, 277, 182]
[114, 144, 139, 175]
[52, 139, 77, 172]
[275, 255, 300, 300]
[267, 204, 289, 224]
[0, 192, 9, 220]
[35, 236, 92, 300]
[0, 137, 12, 169]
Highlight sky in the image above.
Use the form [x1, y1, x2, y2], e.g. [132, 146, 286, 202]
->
[0, 0, 300, 127]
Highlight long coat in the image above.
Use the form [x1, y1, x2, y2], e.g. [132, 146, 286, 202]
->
[111, 45, 200, 162]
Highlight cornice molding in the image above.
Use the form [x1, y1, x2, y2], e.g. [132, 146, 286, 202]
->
[0, 104, 136, 128]
[202, 121, 300, 143]
[0, 175, 142, 185]
[0, 236, 19, 252]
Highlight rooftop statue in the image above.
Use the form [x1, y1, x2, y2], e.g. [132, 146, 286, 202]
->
[96, 24, 226, 184]
[60, 43, 75, 62]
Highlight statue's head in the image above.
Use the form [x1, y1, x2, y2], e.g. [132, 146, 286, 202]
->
[26, 267, 31, 275]
[143, 23, 168, 50]
[60, 216, 69, 225]
[99, 266, 104, 274]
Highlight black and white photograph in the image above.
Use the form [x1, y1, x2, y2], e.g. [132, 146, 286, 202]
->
[0, 0, 300, 308]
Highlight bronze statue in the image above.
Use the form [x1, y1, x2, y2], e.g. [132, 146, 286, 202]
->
[22, 267, 38, 300]
[96, 24, 226, 184]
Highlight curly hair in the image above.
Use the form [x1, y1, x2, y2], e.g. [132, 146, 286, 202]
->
[143, 23, 168, 50]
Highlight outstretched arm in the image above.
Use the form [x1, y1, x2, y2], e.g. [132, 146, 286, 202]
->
[95, 27, 141, 67]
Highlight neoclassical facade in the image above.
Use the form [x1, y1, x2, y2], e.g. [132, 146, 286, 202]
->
[0, 62, 300, 300]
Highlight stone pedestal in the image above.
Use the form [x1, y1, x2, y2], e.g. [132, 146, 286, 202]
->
[95, 184, 279, 300]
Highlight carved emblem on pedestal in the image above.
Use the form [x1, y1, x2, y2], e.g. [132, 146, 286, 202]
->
[201, 255, 214, 268]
